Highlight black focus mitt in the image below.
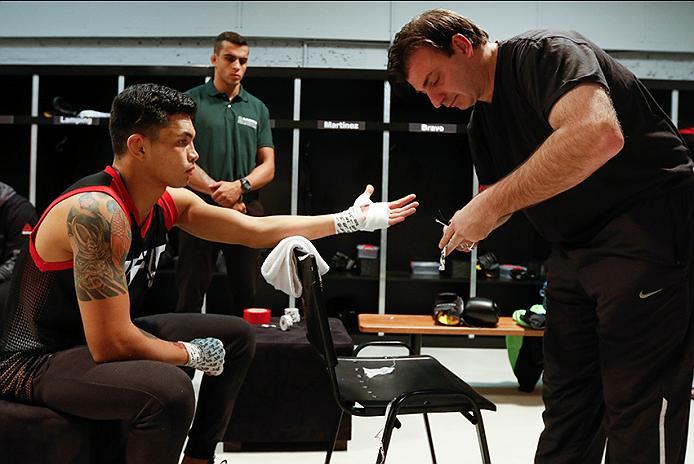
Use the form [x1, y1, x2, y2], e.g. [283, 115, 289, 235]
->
[463, 297, 499, 327]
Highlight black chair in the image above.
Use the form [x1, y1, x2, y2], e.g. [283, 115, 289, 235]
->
[295, 251, 496, 464]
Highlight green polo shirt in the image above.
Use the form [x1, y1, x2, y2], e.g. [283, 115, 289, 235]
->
[186, 81, 274, 182]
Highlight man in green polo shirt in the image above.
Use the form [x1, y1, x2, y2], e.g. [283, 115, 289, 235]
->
[177, 31, 275, 317]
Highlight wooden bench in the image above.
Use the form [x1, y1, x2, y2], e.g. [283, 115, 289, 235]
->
[358, 314, 543, 354]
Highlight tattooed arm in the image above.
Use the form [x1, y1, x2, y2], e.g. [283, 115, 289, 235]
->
[66, 192, 189, 365]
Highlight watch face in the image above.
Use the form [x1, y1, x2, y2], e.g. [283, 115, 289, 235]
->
[241, 177, 251, 192]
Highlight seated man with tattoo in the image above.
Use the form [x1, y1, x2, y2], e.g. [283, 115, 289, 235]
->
[0, 83, 418, 464]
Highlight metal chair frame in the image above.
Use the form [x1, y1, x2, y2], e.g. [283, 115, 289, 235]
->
[295, 251, 495, 464]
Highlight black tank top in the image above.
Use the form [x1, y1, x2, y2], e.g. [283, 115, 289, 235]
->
[0, 166, 178, 402]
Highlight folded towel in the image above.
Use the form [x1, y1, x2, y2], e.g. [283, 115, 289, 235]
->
[261, 236, 330, 297]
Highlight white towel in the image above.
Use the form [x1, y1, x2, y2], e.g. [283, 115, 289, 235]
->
[261, 236, 330, 297]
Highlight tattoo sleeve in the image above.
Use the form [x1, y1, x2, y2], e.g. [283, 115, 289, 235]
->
[67, 193, 131, 301]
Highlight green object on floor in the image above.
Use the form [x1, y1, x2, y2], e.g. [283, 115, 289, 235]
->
[507, 304, 546, 392]
[506, 335, 523, 368]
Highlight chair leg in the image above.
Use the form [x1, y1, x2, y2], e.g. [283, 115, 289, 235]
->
[475, 417, 492, 464]
[422, 413, 438, 464]
[376, 407, 400, 464]
[325, 411, 344, 464]
[464, 406, 492, 464]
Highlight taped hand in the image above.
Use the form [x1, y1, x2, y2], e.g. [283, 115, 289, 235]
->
[182, 337, 225, 376]
[334, 185, 418, 234]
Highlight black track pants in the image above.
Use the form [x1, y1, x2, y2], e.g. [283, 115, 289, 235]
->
[32, 313, 256, 463]
[535, 189, 694, 464]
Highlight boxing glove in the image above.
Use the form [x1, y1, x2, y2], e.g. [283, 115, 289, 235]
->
[433, 292, 465, 326]
[463, 297, 499, 328]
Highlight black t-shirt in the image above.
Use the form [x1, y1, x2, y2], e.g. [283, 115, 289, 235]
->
[468, 30, 693, 244]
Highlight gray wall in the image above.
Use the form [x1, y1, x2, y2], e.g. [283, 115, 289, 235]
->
[1, 1, 692, 51]
[0, 1, 693, 79]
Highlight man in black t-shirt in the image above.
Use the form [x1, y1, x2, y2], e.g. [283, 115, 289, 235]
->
[388, 9, 693, 464]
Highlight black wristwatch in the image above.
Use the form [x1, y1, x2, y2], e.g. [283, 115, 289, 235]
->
[240, 177, 252, 194]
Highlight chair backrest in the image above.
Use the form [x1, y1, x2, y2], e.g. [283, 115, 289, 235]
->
[295, 250, 339, 369]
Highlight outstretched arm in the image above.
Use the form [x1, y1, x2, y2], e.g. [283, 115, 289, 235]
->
[169, 184, 418, 248]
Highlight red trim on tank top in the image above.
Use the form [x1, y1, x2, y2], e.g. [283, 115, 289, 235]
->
[158, 190, 179, 230]
[140, 210, 155, 237]
[104, 166, 144, 226]
[105, 166, 172, 238]
[29, 240, 72, 271]
[29, 184, 131, 272]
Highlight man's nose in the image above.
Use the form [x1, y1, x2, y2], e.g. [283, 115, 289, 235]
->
[428, 91, 444, 109]
[189, 144, 199, 163]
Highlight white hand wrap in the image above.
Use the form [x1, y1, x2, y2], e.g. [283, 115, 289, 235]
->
[333, 206, 362, 234]
[333, 194, 390, 234]
[361, 202, 389, 231]
[182, 337, 225, 376]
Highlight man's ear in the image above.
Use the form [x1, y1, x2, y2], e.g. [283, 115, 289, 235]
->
[126, 134, 147, 160]
[210, 52, 217, 66]
[451, 33, 473, 58]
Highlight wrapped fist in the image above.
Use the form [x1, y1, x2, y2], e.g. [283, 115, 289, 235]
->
[181, 337, 225, 376]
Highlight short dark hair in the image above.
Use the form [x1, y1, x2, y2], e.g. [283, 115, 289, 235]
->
[214, 31, 248, 54]
[387, 9, 489, 86]
[109, 83, 196, 156]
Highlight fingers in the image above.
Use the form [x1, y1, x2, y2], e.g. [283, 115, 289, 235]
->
[442, 235, 475, 255]
[437, 204, 482, 255]
[363, 184, 374, 198]
[389, 193, 417, 208]
[439, 226, 455, 250]
[388, 201, 419, 216]
[439, 231, 476, 256]
[212, 192, 232, 208]
[456, 242, 476, 252]
[383, 195, 418, 226]
[387, 206, 417, 225]
[388, 216, 405, 226]
[212, 191, 230, 207]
